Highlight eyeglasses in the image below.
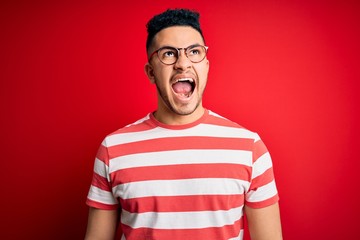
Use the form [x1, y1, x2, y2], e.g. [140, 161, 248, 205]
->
[149, 45, 209, 65]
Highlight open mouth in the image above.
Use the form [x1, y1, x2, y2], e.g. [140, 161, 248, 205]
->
[171, 78, 196, 98]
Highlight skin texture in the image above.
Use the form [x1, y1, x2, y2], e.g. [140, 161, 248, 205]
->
[85, 25, 283, 240]
[84, 207, 117, 240]
[144, 26, 209, 125]
[245, 203, 283, 240]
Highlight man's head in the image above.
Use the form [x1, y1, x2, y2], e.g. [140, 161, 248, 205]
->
[146, 9, 205, 54]
[145, 9, 209, 125]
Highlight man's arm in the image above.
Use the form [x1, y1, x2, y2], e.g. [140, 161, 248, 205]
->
[84, 207, 118, 240]
[245, 203, 283, 240]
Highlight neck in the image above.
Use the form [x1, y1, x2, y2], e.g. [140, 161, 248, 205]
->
[154, 105, 205, 125]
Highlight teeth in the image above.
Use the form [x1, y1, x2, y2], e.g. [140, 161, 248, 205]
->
[179, 93, 191, 97]
[176, 78, 194, 83]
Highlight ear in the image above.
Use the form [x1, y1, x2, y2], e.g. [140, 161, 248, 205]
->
[144, 63, 155, 84]
[204, 58, 210, 74]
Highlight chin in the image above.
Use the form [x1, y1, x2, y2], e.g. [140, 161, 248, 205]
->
[172, 103, 201, 116]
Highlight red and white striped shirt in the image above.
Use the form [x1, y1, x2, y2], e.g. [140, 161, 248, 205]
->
[86, 110, 279, 240]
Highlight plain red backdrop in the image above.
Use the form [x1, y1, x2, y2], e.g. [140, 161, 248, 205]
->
[1, 0, 359, 239]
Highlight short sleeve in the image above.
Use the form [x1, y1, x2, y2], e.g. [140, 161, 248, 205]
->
[86, 139, 119, 210]
[245, 135, 279, 208]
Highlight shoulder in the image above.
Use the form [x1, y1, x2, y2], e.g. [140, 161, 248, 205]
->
[206, 110, 245, 128]
[102, 113, 156, 147]
[205, 110, 260, 141]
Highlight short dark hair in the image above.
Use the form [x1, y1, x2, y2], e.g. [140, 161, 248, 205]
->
[146, 8, 205, 52]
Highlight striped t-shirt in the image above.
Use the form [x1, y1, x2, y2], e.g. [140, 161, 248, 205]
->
[86, 109, 279, 240]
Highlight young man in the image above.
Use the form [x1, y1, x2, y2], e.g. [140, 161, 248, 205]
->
[85, 9, 282, 240]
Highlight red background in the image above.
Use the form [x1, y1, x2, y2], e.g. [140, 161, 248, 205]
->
[1, 0, 359, 239]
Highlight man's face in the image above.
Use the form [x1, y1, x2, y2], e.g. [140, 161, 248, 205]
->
[145, 26, 209, 123]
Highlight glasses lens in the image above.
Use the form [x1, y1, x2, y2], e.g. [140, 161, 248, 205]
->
[186, 46, 207, 63]
[156, 46, 208, 65]
[158, 47, 178, 65]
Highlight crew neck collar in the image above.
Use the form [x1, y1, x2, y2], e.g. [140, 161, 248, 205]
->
[149, 109, 209, 130]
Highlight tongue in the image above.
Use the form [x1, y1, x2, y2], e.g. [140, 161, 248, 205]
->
[172, 81, 192, 94]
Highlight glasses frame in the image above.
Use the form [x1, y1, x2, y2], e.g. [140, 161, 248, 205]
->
[148, 44, 209, 65]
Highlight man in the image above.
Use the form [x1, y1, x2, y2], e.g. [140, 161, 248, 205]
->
[85, 9, 282, 240]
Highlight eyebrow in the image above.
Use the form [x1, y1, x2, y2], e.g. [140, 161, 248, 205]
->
[158, 43, 202, 50]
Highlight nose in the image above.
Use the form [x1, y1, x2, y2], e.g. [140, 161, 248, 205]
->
[174, 49, 192, 70]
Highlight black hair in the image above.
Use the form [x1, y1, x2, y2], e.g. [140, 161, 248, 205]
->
[146, 8, 205, 52]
